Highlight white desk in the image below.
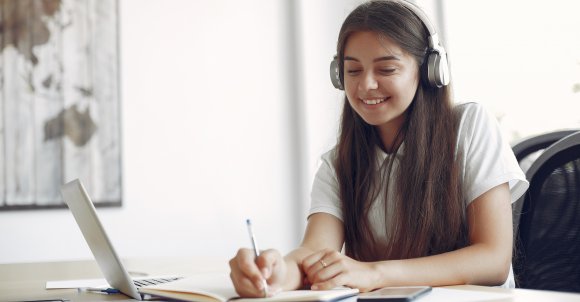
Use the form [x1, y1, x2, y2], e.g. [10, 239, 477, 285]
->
[1, 258, 579, 302]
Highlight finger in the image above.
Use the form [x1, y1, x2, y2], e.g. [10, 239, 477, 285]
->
[264, 284, 283, 297]
[311, 274, 344, 291]
[231, 271, 268, 298]
[256, 249, 281, 279]
[301, 249, 329, 276]
[234, 249, 268, 291]
[303, 249, 340, 282]
[229, 258, 263, 297]
[308, 258, 342, 284]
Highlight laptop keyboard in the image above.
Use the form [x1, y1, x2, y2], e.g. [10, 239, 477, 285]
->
[133, 276, 182, 287]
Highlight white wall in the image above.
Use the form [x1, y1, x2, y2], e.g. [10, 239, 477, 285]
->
[445, 0, 580, 142]
[0, 0, 300, 264]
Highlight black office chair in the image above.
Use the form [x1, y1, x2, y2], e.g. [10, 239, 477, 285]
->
[513, 131, 580, 292]
[512, 130, 579, 173]
[511, 130, 579, 240]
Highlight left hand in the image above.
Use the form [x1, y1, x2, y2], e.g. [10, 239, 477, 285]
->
[302, 248, 379, 293]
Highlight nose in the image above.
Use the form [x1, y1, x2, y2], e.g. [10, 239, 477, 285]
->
[360, 71, 378, 91]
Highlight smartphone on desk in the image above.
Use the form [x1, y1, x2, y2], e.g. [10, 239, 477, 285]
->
[358, 286, 431, 302]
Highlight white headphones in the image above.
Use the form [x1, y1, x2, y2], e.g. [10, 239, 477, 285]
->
[330, 0, 450, 90]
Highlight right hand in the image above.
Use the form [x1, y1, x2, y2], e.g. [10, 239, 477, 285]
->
[229, 248, 287, 297]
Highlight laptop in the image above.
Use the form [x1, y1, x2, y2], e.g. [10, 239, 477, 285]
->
[60, 179, 181, 300]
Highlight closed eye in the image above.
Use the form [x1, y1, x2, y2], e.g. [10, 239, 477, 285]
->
[379, 69, 396, 74]
[347, 69, 362, 75]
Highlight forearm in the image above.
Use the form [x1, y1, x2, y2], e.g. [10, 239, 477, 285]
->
[374, 243, 511, 288]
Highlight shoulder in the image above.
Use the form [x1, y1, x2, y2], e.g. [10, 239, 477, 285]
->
[454, 101, 489, 124]
[454, 101, 498, 143]
[319, 147, 338, 169]
[320, 147, 337, 161]
[453, 101, 528, 204]
[313, 147, 339, 184]
[310, 146, 343, 220]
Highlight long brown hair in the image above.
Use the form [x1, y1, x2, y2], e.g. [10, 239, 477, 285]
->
[335, 0, 467, 261]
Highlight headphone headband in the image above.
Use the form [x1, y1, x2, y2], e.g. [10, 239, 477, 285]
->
[330, 0, 449, 90]
[391, 0, 446, 57]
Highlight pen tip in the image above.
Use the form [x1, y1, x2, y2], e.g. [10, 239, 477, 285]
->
[246, 219, 251, 225]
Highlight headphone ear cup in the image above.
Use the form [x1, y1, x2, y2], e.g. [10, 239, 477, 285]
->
[425, 51, 449, 88]
[330, 57, 344, 90]
[420, 56, 432, 87]
[437, 53, 450, 86]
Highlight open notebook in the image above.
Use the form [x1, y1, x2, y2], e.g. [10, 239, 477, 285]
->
[139, 272, 359, 302]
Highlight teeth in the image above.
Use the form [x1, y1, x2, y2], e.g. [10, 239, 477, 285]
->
[362, 98, 385, 105]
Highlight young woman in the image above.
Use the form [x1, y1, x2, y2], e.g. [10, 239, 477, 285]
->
[229, 0, 528, 297]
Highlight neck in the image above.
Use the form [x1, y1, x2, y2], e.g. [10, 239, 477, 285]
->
[377, 114, 406, 153]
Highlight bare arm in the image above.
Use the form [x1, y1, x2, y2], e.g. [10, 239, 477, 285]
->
[306, 183, 513, 290]
[375, 183, 513, 286]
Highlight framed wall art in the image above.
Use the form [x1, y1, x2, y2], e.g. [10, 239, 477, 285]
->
[0, 0, 121, 210]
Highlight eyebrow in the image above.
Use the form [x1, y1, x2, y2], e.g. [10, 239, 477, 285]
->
[344, 55, 400, 62]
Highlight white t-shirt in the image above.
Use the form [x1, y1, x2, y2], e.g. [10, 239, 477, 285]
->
[308, 102, 529, 288]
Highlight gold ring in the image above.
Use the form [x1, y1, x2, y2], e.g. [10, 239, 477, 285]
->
[319, 259, 328, 268]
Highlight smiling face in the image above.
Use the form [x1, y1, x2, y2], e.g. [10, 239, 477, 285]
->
[343, 31, 420, 138]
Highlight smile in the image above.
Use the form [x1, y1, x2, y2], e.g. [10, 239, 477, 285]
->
[361, 97, 388, 105]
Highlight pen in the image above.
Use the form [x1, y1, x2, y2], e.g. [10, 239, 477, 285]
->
[246, 219, 269, 298]
[20, 300, 70, 302]
[78, 287, 121, 294]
